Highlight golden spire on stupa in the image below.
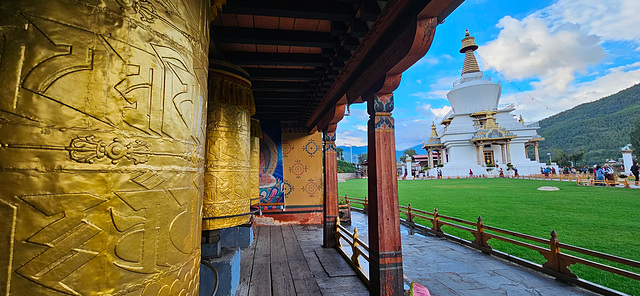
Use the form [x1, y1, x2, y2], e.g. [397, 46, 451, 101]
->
[460, 28, 481, 75]
[429, 121, 439, 138]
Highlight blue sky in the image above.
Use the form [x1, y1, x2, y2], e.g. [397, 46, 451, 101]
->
[337, 0, 640, 150]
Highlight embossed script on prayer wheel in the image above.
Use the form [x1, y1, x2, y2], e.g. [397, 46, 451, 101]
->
[250, 119, 263, 206]
[0, 1, 208, 295]
[203, 61, 256, 230]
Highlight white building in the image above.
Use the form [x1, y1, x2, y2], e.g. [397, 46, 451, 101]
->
[423, 30, 546, 177]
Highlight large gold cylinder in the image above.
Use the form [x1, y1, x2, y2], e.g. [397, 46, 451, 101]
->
[0, 1, 209, 295]
[203, 61, 255, 230]
[250, 119, 263, 206]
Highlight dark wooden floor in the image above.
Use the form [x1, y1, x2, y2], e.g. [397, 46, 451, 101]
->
[235, 225, 369, 296]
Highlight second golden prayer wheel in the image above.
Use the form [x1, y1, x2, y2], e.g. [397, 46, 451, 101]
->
[250, 119, 263, 205]
[203, 61, 256, 230]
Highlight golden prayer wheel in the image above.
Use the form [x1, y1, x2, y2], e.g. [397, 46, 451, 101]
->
[0, 1, 209, 295]
[202, 60, 256, 230]
[250, 119, 263, 206]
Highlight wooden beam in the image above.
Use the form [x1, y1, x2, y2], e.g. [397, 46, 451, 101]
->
[252, 81, 311, 92]
[360, 0, 382, 22]
[254, 98, 310, 105]
[214, 27, 339, 48]
[317, 103, 346, 133]
[306, 0, 463, 132]
[224, 52, 328, 67]
[221, 0, 355, 21]
[252, 91, 311, 99]
[246, 68, 319, 80]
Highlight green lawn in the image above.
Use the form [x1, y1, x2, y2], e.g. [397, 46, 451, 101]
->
[339, 178, 640, 295]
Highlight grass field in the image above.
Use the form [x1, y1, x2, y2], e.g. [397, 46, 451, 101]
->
[338, 178, 640, 295]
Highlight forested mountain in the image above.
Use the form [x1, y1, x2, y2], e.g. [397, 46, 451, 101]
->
[537, 83, 640, 165]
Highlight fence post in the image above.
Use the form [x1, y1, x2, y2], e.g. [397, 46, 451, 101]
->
[335, 217, 342, 248]
[624, 179, 629, 188]
[352, 228, 361, 267]
[433, 208, 442, 233]
[364, 196, 368, 214]
[542, 230, 576, 278]
[407, 203, 413, 224]
[472, 216, 491, 252]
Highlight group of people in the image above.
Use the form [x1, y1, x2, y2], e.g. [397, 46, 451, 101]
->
[593, 164, 615, 186]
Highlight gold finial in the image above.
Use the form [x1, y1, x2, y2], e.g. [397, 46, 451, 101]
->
[460, 28, 480, 74]
[483, 110, 498, 129]
[429, 121, 439, 138]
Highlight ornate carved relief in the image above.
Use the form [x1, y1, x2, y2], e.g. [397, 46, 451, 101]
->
[0, 0, 208, 295]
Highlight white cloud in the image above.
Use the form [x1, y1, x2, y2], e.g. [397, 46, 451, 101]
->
[410, 76, 457, 101]
[503, 62, 640, 121]
[539, 0, 640, 44]
[335, 129, 367, 147]
[430, 105, 452, 118]
[477, 16, 606, 91]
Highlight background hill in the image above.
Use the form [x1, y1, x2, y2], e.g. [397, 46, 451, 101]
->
[536, 83, 640, 165]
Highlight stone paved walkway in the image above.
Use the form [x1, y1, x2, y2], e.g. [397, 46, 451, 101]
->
[343, 211, 601, 296]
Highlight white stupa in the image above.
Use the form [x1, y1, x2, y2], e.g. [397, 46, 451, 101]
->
[422, 29, 546, 176]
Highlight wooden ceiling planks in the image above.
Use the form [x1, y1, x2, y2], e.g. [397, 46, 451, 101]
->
[211, 0, 462, 126]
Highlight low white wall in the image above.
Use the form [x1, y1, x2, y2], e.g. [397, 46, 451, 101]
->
[338, 173, 357, 182]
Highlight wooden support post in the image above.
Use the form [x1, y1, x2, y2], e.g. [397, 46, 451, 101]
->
[367, 92, 404, 295]
[433, 208, 442, 233]
[335, 217, 342, 248]
[323, 131, 339, 248]
[624, 179, 630, 188]
[352, 228, 361, 267]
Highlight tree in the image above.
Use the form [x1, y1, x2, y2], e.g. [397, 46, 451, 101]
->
[399, 149, 417, 162]
[631, 118, 640, 163]
[358, 153, 368, 164]
[552, 149, 584, 167]
[337, 159, 356, 173]
[568, 149, 584, 167]
[552, 150, 570, 167]
[336, 147, 344, 161]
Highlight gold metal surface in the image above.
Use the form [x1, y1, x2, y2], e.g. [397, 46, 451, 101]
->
[250, 119, 263, 206]
[202, 62, 255, 230]
[0, 0, 209, 295]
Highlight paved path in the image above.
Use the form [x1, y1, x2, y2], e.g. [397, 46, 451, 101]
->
[343, 211, 601, 296]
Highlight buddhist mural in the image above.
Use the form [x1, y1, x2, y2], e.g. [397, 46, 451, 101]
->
[259, 120, 285, 205]
[282, 132, 323, 207]
[0, 0, 208, 295]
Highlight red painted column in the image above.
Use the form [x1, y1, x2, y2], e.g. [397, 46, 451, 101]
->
[323, 131, 339, 248]
[367, 92, 404, 295]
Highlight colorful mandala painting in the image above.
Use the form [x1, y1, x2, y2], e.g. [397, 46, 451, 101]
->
[282, 180, 294, 196]
[301, 178, 321, 198]
[302, 139, 319, 157]
[282, 142, 293, 158]
[288, 159, 308, 179]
